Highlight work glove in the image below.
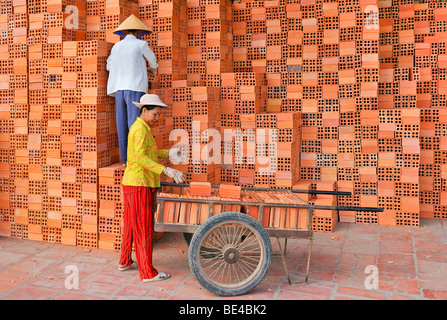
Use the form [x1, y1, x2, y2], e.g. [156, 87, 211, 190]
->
[163, 167, 185, 184]
[168, 148, 186, 164]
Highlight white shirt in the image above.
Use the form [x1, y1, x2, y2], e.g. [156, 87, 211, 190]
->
[106, 35, 158, 96]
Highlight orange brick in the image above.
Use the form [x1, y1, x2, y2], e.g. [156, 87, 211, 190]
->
[220, 184, 241, 199]
[189, 181, 212, 197]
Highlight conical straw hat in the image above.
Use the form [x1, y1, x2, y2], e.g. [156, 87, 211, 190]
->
[114, 14, 151, 34]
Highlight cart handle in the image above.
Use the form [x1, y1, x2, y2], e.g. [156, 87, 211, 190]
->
[159, 182, 352, 196]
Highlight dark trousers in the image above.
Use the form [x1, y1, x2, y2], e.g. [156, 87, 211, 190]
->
[115, 90, 145, 165]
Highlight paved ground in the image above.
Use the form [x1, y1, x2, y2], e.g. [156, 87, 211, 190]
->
[1, 219, 447, 300]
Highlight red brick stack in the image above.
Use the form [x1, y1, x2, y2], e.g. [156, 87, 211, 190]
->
[96, 0, 189, 249]
[376, 0, 420, 227]
[164, 0, 233, 184]
[414, 1, 447, 222]
[0, 0, 125, 246]
[221, 0, 302, 189]
[0, 2, 28, 238]
[3, 0, 447, 246]
[140, 0, 187, 89]
[140, 0, 187, 153]
[26, 0, 122, 246]
[86, 0, 138, 43]
[98, 162, 124, 250]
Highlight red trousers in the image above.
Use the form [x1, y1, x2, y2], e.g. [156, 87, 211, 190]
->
[119, 185, 158, 279]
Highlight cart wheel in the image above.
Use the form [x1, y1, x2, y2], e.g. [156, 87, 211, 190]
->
[188, 212, 272, 296]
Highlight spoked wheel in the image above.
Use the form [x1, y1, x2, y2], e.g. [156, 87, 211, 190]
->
[188, 212, 272, 296]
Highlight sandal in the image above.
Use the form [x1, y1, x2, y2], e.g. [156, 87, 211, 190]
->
[118, 261, 138, 271]
[142, 271, 171, 282]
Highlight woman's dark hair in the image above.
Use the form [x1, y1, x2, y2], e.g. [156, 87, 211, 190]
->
[139, 105, 159, 115]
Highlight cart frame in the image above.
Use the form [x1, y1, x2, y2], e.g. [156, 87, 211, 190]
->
[154, 183, 383, 289]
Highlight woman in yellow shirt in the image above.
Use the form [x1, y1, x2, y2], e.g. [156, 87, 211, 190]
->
[118, 94, 184, 282]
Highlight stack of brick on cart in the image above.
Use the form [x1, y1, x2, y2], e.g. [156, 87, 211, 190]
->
[1, 0, 447, 251]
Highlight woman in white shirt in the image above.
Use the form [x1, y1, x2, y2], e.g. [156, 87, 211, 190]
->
[106, 14, 158, 166]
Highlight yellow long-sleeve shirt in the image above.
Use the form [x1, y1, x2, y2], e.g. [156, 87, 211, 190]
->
[122, 117, 169, 187]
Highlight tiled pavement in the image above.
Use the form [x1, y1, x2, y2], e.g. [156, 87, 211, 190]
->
[1, 218, 447, 300]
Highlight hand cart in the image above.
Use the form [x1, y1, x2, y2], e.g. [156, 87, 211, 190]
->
[154, 182, 383, 297]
